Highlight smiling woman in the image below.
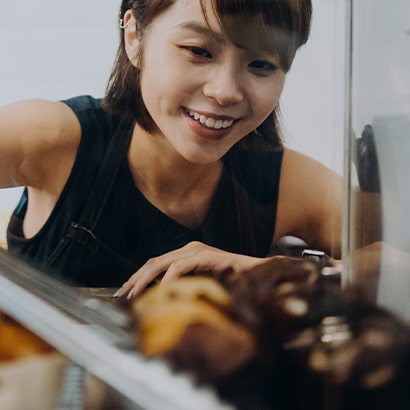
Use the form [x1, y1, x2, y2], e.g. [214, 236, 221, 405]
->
[0, 0, 342, 295]
[105, 0, 311, 152]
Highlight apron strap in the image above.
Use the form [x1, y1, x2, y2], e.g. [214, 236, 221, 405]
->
[76, 120, 133, 231]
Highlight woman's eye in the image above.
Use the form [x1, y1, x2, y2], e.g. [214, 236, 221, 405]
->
[184, 46, 212, 59]
[249, 60, 278, 72]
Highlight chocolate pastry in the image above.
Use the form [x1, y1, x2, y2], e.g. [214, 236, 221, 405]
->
[132, 257, 410, 410]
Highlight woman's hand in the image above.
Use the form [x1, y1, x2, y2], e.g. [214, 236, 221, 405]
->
[114, 241, 263, 298]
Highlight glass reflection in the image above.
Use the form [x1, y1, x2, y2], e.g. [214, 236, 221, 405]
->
[346, 0, 410, 322]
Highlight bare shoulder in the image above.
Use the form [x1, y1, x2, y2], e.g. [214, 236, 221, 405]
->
[0, 99, 81, 189]
[281, 148, 333, 175]
[280, 147, 342, 193]
[275, 148, 343, 255]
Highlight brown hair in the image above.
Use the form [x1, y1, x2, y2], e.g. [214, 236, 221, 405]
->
[103, 0, 312, 149]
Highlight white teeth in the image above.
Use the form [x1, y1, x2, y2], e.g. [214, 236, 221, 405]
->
[188, 110, 234, 130]
[214, 120, 223, 129]
[205, 118, 215, 128]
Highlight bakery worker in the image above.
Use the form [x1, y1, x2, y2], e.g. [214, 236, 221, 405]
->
[0, 0, 342, 295]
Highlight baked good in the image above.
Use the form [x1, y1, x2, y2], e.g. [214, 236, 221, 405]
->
[0, 313, 55, 362]
[132, 276, 256, 380]
[131, 257, 410, 410]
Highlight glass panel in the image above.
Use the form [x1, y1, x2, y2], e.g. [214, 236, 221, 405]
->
[346, 0, 410, 322]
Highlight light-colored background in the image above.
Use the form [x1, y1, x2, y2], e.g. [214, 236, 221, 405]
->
[350, 0, 410, 321]
[0, 0, 346, 246]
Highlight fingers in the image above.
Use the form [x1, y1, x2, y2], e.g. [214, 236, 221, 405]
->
[114, 255, 183, 299]
[114, 242, 210, 298]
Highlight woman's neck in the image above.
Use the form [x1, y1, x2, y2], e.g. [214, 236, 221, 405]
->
[127, 124, 223, 229]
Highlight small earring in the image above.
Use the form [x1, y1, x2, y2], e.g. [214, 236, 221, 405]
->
[119, 18, 129, 29]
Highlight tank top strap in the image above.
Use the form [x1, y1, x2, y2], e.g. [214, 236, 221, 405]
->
[76, 120, 133, 230]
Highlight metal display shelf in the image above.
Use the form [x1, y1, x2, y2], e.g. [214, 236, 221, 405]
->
[0, 249, 233, 410]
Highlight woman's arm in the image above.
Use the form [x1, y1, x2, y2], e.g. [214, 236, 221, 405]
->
[0, 99, 81, 237]
[0, 99, 80, 190]
[274, 148, 343, 258]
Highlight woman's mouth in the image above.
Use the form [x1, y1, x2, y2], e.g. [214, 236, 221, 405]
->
[186, 109, 235, 130]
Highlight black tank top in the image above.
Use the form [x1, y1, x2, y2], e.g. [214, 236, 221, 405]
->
[7, 95, 283, 287]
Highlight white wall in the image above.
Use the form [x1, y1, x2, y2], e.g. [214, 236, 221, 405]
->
[0, 0, 346, 243]
[351, 0, 410, 132]
[281, 0, 346, 174]
[0, 1, 119, 103]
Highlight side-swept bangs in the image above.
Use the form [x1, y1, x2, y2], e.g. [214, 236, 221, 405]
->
[205, 0, 312, 72]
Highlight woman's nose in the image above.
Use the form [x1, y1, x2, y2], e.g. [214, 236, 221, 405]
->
[202, 64, 244, 106]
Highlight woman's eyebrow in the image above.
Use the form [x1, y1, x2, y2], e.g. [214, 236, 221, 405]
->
[177, 21, 225, 43]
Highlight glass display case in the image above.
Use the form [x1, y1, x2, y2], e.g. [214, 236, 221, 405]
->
[344, 0, 410, 322]
[0, 249, 233, 410]
[2, 1, 410, 408]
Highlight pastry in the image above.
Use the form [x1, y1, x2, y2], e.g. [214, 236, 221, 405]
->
[0, 313, 54, 362]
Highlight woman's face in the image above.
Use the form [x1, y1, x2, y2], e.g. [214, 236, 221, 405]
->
[135, 0, 286, 164]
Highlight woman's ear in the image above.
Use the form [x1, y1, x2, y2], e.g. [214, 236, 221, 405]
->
[123, 10, 140, 68]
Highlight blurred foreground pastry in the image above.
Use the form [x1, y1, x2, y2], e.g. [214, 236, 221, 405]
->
[0, 312, 67, 410]
[0, 313, 55, 361]
[132, 257, 410, 410]
[133, 276, 257, 380]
